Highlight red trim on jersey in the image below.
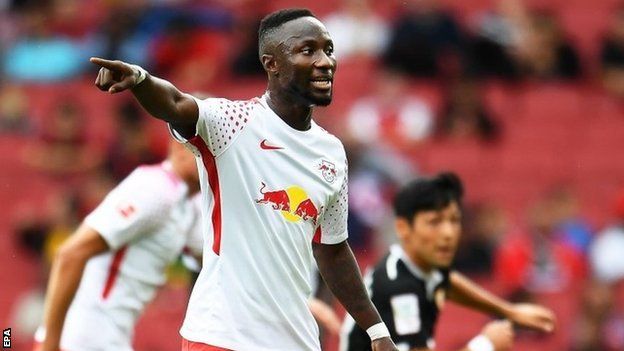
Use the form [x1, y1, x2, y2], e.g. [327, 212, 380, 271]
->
[313, 226, 322, 243]
[189, 136, 222, 255]
[102, 245, 128, 300]
[182, 338, 233, 351]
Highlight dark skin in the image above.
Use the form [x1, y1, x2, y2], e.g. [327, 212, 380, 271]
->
[91, 15, 396, 351]
[261, 17, 335, 130]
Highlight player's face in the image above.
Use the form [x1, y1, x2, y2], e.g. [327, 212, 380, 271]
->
[398, 201, 462, 271]
[274, 17, 336, 106]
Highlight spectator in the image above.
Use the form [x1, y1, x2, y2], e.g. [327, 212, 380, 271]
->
[437, 77, 500, 143]
[574, 190, 624, 351]
[230, 15, 264, 77]
[601, 7, 624, 98]
[229, 1, 267, 77]
[150, 16, 226, 90]
[494, 197, 586, 295]
[46, 0, 98, 39]
[0, 83, 32, 134]
[515, 11, 581, 80]
[589, 189, 624, 285]
[94, 2, 151, 67]
[323, 0, 389, 60]
[468, 0, 526, 79]
[346, 69, 434, 151]
[345, 140, 418, 250]
[3, 7, 90, 82]
[382, 0, 465, 78]
[23, 99, 101, 177]
[454, 202, 507, 275]
[546, 186, 594, 255]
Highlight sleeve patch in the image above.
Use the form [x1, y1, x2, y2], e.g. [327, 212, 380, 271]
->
[116, 203, 136, 219]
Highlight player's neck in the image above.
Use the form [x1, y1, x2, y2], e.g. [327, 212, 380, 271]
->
[185, 180, 200, 195]
[266, 90, 313, 131]
[406, 251, 435, 275]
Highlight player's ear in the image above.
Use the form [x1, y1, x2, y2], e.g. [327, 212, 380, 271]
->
[395, 217, 411, 241]
[261, 54, 278, 76]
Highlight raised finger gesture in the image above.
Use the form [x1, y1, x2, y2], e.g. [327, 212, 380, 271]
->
[90, 57, 146, 94]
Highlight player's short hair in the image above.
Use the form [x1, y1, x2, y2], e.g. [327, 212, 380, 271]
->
[393, 172, 464, 220]
[258, 8, 317, 56]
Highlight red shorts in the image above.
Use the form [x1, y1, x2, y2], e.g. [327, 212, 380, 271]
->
[182, 338, 233, 351]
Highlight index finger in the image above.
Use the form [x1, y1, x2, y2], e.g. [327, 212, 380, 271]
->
[89, 57, 127, 71]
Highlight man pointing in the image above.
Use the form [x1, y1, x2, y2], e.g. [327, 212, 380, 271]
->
[91, 8, 397, 351]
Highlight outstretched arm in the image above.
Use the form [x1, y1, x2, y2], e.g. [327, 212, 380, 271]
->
[448, 271, 556, 332]
[90, 57, 198, 138]
[40, 224, 109, 351]
[313, 241, 398, 351]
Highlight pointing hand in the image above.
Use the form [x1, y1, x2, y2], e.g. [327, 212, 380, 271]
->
[90, 57, 146, 94]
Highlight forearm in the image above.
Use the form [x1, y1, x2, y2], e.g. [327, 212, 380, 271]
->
[448, 271, 513, 317]
[41, 252, 89, 349]
[313, 241, 382, 329]
[131, 74, 194, 125]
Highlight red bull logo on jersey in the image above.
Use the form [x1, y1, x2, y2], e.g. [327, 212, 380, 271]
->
[256, 182, 290, 211]
[256, 182, 322, 225]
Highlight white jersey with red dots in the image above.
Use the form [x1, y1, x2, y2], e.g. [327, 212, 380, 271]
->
[35, 162, 203, 351]
[172, 94, 349, 351]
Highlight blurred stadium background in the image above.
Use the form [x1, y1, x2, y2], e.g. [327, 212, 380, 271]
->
[2, 0, 624, 350]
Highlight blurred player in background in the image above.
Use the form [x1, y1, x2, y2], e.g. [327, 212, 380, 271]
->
[341, 173, 556, 351]
[89, 7, 398, 351]
[35, 141, 204, 351]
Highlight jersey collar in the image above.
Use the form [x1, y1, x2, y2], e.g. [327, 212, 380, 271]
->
[389, 244, 444, 299]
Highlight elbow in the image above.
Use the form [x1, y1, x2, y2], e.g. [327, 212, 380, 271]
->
[53, 244, 89, 269]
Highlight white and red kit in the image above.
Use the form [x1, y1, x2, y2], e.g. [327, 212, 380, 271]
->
[172, 94, 349, 351]
[35, 162, 203, 351]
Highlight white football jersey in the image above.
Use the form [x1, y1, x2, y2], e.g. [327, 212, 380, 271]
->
[173, 94, 349, 351]
[36, 162, 202, 351]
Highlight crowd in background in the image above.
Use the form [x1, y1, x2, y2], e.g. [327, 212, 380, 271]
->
[2, 0, 624, 350]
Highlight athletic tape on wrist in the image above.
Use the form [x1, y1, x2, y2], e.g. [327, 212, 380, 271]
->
[467, 335, 494, 351]
[130, 65, 148, 86]
[366, 322, 390, 341]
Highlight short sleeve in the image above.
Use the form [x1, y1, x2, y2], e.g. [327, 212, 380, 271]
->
[168, 96, 254, 157]
[84, 170, 171, 250]
[315, 162, 349, 245]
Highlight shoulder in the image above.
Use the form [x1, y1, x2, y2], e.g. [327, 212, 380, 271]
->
[118, 164, 182, 204]
[313, 123, 347, 159]
[196, 96, 262, 117]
